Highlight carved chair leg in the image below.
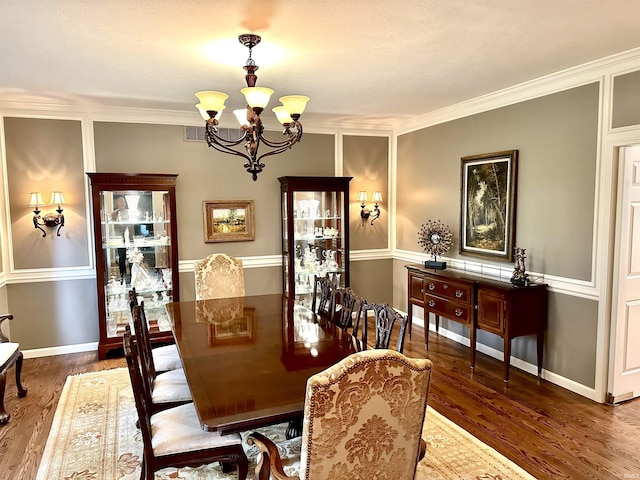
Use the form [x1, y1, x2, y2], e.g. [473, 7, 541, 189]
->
[235, 451, 249, 480]
[15, 352, 27, 398]
[255, 450, 271, 480]
[0, 369, 9, 425]
[220, 461, 234, 473]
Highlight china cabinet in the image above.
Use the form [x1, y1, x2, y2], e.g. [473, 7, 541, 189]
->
[279, 176, 352, 308]
[87, 173, 180, 359]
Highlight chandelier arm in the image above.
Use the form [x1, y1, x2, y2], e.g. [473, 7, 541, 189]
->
[255, 138, 302, 161]
[259, 121, 303, 149]
[204, 119, 247, 148]
[206, 139, 252, 162]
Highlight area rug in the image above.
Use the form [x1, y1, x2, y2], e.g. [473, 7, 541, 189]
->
[37, 368, 536, 480]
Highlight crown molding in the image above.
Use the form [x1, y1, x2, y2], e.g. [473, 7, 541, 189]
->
[396, 47, 640, 135]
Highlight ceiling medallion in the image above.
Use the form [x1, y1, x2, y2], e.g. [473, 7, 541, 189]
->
[195, 34, 310, 181]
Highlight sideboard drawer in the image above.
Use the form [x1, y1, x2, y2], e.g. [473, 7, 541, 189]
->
[409, 272, 425, 305]
[424, 294, 472, 325]
[423, 278, 473, 305]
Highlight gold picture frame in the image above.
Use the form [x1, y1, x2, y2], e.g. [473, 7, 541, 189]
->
[460, 150, 518, 261]
[203, 199, 255, 243]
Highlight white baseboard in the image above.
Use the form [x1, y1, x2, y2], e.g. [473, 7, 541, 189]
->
[23, 342, 98, 359]
[409, 315, 601, 402]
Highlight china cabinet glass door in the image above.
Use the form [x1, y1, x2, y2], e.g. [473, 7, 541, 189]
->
[279, 176, 352, 309]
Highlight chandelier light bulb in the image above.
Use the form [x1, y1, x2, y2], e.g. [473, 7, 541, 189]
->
[272, 106, 293, 125]
[233, 108, 249, 127]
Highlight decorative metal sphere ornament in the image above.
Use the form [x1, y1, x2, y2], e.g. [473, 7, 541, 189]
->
[417, 220, 452, 270]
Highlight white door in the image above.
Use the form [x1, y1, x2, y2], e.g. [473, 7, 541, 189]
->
[609, 145, 640, 404]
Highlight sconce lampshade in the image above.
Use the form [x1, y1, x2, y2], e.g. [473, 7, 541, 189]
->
[28, 192, 45, 207]
[49, 191, 66, 207]
[357, 191, 368, 203]
[372, 191, 383, 203]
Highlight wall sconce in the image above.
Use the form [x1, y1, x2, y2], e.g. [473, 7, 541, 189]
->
[357, 191, 383, 226]
[28, 191, 66, 237]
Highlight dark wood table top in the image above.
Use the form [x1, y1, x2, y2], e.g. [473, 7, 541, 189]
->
[165, 294, 362, 433]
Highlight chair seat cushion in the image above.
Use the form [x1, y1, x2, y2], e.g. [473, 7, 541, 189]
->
[0, 342, 19, 368]
[151, 402, 242, 456]
[151, 368, 192, 404]
[152, 344, 181, 371]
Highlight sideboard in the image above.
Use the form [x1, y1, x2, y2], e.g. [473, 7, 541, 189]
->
[406, 264, 548, 382]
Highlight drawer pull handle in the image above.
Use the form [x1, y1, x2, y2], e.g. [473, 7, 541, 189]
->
[428, 300, 435, 307]
[455, 290, 463, 298]
[428, 283, 436, 291]
[443, 284, 449, 289]
[455, 308, 463, 317]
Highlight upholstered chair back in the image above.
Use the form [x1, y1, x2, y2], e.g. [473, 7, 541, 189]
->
[194, 253, 245, 300]
[299, 349, 432, 480]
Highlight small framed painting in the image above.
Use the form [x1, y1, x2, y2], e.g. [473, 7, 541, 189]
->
[460, 150, 518, 261]
[203, 199, 255, 243]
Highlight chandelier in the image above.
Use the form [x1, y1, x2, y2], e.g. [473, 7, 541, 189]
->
[195, 34, 310, 181]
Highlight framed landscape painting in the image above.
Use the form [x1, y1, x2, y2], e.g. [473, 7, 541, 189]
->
[460, 150, 518, 261]
[203, 199, 255, 243]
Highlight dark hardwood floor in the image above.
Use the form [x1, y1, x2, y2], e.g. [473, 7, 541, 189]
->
[1, 325, 639, 479]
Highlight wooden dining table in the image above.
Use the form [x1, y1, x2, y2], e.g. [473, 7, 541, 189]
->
[165, 294, 363, 435]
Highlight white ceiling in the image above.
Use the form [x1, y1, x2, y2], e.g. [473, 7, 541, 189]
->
[1, 0, 639, 127]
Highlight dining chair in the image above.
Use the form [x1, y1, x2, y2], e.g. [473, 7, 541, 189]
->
[0, 314, 27, 425]
[311, 274, 338, 320]
[194, 253, 245, 300]
[131, 304, 192, 413]
[247, 348, 432, 480]
[357, 302, 409, 353]
[129, 289, 181, 372]
[333, 288, 365, 332]
[122, 331, 249, 480]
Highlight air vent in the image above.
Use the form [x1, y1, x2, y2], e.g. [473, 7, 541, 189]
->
[184, 126, 244, 143]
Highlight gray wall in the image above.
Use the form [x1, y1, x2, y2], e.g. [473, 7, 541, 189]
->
[394, 83, 600, 386]
[2, 117, 95, 349]
[4, 117, 90, 269]
[613, 70, 640, 128]
[397, 83, 598, 281]
[343, 135, 389, 250]
[93, 122, 336, 260]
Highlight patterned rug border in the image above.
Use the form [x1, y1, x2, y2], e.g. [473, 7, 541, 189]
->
[38, 367, 538, 480]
